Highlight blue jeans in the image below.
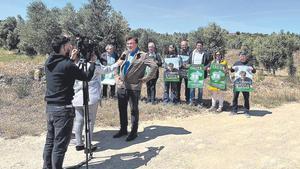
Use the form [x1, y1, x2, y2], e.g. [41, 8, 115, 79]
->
[43, 105, 75, 169]
[189, 88, 203, 104]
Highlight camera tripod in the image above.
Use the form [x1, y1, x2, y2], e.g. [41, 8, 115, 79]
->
[65, 58, 94, 169]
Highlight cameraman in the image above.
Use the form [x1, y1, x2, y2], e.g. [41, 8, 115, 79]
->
[43, 35, 95, 169]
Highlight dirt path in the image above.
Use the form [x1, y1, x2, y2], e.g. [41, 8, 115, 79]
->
[1, 103, 300, 169]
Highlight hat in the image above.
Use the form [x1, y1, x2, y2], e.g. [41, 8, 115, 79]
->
[239, 51, 248, 56]
[51, 35, 71, 53]
[52, 35, 70, 47]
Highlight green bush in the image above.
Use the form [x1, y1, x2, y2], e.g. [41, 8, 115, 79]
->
[14, 78, 32, 99]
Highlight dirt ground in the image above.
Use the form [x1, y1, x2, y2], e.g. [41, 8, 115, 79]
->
[0, 103, 299, 169]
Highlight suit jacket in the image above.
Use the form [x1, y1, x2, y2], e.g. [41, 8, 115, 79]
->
[117, 49, 158, 90]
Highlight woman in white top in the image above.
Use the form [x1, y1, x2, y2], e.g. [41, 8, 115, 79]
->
[72, 56, 123, 151]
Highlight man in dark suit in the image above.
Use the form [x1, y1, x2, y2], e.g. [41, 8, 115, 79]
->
[113, 37, 158, 141]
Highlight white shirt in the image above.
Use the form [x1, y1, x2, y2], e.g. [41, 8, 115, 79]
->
[192, 50, 204, 65]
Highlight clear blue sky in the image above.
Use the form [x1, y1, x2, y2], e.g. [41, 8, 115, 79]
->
[1, 0, 300, 34]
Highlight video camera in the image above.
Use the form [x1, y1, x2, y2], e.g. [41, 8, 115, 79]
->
[75, 35, 96, 62]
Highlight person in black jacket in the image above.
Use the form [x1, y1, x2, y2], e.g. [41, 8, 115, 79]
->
[43, 35, 95, 169]
[163, 62, 179, 104]
[230, 51, 256, 117]
[163, 44, 181, 104]
[146, 42, 162, 104]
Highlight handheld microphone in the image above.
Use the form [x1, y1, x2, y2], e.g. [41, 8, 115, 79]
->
[120, 53, 126, 60]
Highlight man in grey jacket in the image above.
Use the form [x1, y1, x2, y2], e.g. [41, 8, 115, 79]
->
[113, 36, 158, 141]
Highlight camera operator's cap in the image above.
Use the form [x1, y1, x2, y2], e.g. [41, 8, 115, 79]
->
[52, 35, 70, 46]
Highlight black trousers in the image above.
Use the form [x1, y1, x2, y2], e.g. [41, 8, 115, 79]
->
[146, 78, 158, 103]
[177, 76, 190, 103]
[163, 81, 178, 103]
[117, 88, 140, 133]
[232, 91, 250, 112]
[43, 105, 75, 169]
[102, 84, 116, 98]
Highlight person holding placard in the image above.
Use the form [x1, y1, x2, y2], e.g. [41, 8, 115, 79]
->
[207, 51, 228, 113]
[230, 51, 256, 117]
[178, 40, 192, 104]
[163, 62, 179, 104]
[163, 44, 181, 104]
[188, 40, 212, 108]
[100, 44, 119, 98]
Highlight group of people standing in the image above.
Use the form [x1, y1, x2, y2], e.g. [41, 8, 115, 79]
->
[125, 39, 255, 116]
[42, 35, 255, 169]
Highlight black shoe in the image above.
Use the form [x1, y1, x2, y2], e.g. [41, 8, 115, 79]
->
[126, 132, 138, 142]
[76, 145, 85, 151]
[244, 110, 251, 118]
[113, 130, 128, 138]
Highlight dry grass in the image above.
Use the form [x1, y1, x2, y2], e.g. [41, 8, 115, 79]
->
[0, 82, 46, 139]
[1, 49, 300, 139]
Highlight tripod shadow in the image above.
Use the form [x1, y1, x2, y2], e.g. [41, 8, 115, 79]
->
[86, 146, 164, 169]
[93, 125, 191, 151]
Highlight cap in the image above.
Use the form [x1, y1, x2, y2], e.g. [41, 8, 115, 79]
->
[239, 51, 248, 56]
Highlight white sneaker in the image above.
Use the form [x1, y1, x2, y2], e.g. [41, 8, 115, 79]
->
[216, 107, 223, 113]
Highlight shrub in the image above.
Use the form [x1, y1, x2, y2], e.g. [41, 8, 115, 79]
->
[14, 78, 32, 98]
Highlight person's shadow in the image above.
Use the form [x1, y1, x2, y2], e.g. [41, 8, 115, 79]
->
[86, 146, 165, 169]
[248, 110, 272, 117]
[93, 125, 191, 151]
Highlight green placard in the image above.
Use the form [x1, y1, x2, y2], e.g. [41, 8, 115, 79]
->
[233, 78, 254, 92]
[209, 63, 227, 90]
[164, 71, 180, 82]
[188, 65, 204, 88]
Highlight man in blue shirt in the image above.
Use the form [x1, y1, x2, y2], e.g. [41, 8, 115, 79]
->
[113, 37, 158, 141]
